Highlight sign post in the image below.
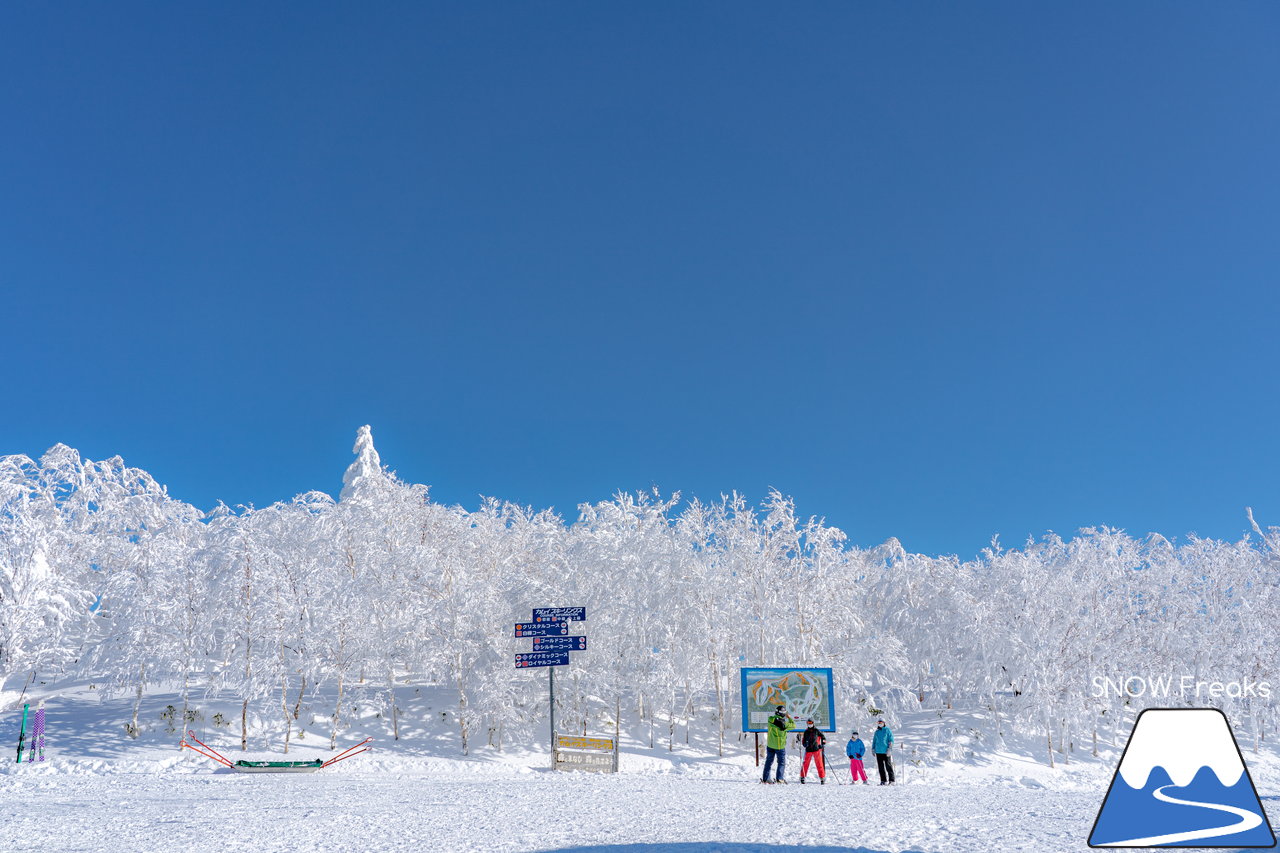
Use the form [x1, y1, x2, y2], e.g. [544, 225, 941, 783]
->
[515, 607, 608, 772]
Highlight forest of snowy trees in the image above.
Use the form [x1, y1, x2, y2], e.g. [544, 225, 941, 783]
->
[2, 427, 1277, 765]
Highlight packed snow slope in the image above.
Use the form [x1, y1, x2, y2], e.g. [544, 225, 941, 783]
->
[2, 767, 1099, 853]
[3, 684, 1278, 853]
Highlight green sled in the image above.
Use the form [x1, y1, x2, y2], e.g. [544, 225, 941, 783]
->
[232, 759, 324, 773]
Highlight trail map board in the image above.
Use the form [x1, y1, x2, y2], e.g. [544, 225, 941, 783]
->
[739, 667, 836, 732]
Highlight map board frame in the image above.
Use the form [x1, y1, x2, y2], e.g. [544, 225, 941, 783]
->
[739, 667, 836, 733]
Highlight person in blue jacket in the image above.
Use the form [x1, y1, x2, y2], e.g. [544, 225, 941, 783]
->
[872, 719, 895, 785]
[846, 730, 868, 783]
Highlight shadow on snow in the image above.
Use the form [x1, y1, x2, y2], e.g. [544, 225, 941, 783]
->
[542, 846, 935, 853]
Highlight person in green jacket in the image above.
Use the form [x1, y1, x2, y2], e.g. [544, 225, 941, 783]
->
[761, 705, 794, 783]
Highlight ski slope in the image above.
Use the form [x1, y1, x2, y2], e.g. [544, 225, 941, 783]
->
[3, 685, 1277, 852]
[1, 759, 1100, 853]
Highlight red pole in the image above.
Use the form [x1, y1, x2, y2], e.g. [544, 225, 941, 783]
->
[322, 737, 373, 768]
[180, 730, 234, 768]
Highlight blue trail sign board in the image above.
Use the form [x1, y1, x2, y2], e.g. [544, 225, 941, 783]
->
[514, 622, 568, 638]
[532, 636, 587, 652]
[533, 607, 586, 622]
[516, 651, 570, 668]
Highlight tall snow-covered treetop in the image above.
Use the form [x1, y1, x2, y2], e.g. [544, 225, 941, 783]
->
[340, 425, 386, 502]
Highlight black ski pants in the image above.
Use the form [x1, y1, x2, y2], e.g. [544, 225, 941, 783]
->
[875, 751, 895, 783]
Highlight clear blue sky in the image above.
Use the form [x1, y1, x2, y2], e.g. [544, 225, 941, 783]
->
[3, 2, 1278, 558]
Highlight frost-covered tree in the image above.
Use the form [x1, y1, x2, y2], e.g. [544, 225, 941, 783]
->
[0, 449, 98, 694]
[5, 427, 1279, 765]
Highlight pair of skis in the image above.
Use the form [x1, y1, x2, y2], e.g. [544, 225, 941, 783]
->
[15, 704, 45, 764]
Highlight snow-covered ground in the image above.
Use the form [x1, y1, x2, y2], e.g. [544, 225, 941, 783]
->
[2, 685, 1276, 853]
[1, 763, 1102, 853]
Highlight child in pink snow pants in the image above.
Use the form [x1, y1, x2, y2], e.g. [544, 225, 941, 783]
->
[846, 731, 868, 783]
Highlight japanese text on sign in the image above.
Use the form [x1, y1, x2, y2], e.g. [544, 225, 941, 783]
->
[556, 735, 613, 751]
[532, 636, 586, 652]
[515, 651, 570, 667]
[533, 607, 586, 622]
[514, 622, 568, 637]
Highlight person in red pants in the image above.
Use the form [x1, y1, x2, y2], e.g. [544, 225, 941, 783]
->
[799, 719, 827, 784]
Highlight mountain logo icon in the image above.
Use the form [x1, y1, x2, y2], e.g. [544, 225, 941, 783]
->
[1089, 708, 1276, 848]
